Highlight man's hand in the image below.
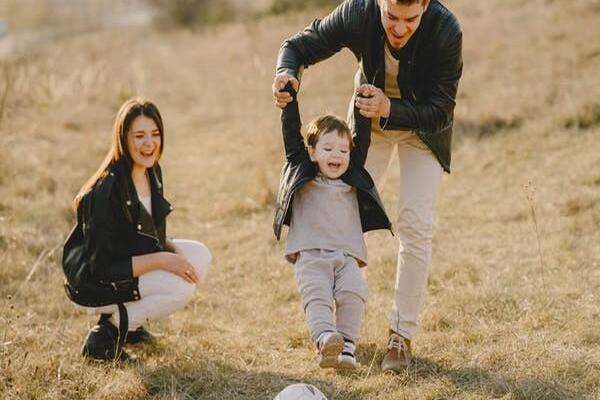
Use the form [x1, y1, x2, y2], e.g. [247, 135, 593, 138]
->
[272, 74, 300, 108]
[355, 84, 391, 118]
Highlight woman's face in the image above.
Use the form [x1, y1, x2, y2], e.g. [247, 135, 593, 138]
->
[127, 115, 161, 170]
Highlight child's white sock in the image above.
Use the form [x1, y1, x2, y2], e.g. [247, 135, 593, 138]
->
[338, 339, 357, 369]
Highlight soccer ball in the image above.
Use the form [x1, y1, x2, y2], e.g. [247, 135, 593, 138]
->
[273, 383, 328, 400]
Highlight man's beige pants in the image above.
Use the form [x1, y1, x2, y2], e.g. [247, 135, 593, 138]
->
[366, 130, 443, 340]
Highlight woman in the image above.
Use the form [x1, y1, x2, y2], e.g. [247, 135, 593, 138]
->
[62, 98, 211, 361]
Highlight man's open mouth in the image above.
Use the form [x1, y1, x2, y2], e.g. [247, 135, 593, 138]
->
[392, 32, 405, 41]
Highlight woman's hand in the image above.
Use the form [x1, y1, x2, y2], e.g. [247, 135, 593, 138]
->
[161, 252, 199, 284]
[132, 251, 198, 284]
[355, 84, 391, 118]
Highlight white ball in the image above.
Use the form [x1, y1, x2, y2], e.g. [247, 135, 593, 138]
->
[273, 383, 328, 400]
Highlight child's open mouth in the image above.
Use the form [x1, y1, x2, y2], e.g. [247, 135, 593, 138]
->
[141, 150, 155, 158]
[328, 162, 341, 169]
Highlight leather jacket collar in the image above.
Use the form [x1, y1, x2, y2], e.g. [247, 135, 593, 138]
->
[111, 159, 172, 242]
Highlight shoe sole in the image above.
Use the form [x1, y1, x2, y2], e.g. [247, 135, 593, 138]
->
[381, 360, 411, 373]
[81, 343, 131, 363]
[337, 358, 357, 370]
[126, 336, 157, 345]
[318, 333, 344, 369]
[82, 351, 131, 363]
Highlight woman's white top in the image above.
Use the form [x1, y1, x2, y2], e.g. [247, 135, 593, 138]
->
[139, 195, 152, 216]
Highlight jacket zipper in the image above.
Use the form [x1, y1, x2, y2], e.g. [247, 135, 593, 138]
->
[137, 230, 160, 246]
[99, 279, 133, 290]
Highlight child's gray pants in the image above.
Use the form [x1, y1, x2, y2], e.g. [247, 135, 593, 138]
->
[294, 249, 368, 344]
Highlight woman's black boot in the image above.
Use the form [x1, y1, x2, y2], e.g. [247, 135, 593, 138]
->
[126, 326, 157, 345]
[81, 308, 130, 362]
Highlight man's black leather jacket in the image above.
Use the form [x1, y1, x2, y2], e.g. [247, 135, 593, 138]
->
[273, 86, 392, 240]
[276, 0, 463, 172]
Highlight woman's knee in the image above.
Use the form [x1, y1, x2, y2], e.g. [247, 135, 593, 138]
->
[168, 278, 196, 307]
[173, 239, 212, 278]
[140, 270, 196, 305]
[169, 270, 196, 297]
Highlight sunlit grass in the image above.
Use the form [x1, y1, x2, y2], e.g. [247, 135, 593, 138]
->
[0, 0, 599, 398]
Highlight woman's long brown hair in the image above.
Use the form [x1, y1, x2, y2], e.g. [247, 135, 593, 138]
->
[73, 98, 164, 211]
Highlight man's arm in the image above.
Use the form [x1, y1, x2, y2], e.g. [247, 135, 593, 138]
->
[273, 0, 366, 107]
[380, 29, 463, 134]
[350, 92, 373, 167]
[276, 0, 365, 79]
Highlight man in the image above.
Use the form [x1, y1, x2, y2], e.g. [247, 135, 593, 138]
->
[272, 0, 462, 373]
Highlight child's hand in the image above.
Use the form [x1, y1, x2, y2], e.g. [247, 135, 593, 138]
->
[355, 84, 391, 118]
[272, 74, 300, 108]
[356, 83, 376, 98]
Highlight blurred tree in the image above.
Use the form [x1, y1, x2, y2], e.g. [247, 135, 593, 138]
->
[148, 0, 234, 29]
[269, 0, 342, 15]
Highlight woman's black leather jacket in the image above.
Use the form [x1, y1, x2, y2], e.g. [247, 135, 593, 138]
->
[62, 159, 172, 306]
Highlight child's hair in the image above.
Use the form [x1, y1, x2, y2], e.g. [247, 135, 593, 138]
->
[306, 115, 353, 149]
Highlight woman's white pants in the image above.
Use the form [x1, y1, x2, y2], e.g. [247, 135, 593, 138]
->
[85, 239, 212, 330]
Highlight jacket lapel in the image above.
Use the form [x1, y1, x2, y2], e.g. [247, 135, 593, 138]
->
[119, 163, 171, 244]
[148, 166, 172, 223]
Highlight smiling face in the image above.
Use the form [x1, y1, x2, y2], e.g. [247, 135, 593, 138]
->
[379, 0, 429, 50]
[309, 130, 351, 179]
[127, 115, 161, 172]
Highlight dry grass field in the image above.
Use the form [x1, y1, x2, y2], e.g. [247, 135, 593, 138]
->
[1, 0, 599, 398]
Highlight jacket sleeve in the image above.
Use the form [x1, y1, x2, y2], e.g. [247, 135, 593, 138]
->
[380, 26, 463, 134]
[276, 0, 366, 80]
[85, 189, 134, 283]
[280, 84, 311, 165]
[350, 97, 372, 167]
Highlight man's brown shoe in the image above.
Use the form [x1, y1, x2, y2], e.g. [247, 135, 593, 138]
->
[381, 332, 412, 373]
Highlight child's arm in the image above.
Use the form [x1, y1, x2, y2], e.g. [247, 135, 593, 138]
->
[280, 82, 310, 164]
[350, 92, 372, 167]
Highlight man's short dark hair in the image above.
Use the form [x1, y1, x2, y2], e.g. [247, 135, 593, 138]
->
[391, 0, 429, 4]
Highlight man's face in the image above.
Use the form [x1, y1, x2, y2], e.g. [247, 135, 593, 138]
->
[379, 0, 429, 50]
